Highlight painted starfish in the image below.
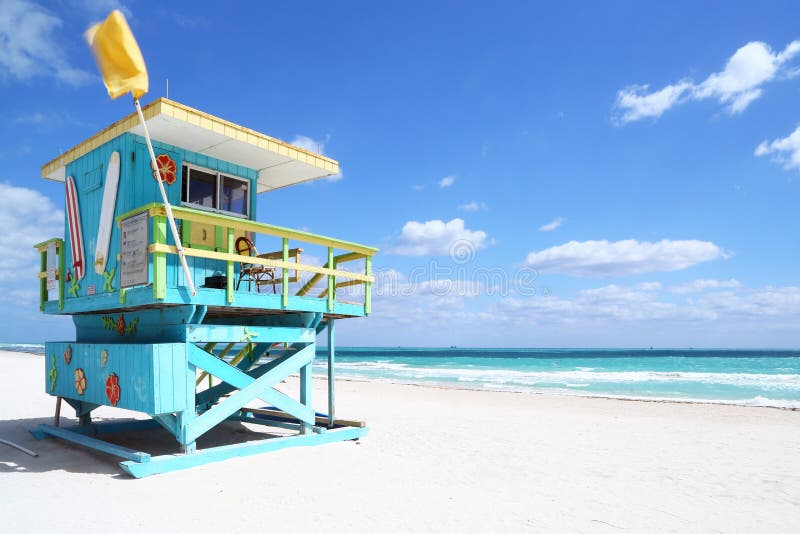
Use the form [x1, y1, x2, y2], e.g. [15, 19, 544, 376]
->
[67, 276, 80, 297]
[102, 266, 116, 293]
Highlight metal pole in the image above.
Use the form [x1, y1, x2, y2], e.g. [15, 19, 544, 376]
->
[0, 439, 38, 457]
[327, 318, 335, 427]
[134, 98, 196, 296]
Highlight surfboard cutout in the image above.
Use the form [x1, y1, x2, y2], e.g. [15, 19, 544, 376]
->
[94, 151, 121, 275]
[65, 175, 85, 281]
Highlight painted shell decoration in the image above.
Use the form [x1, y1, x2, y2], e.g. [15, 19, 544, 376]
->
[63, 345, 72, 364]
[105, 373, 121, 406]
[100, 349, 109, 367]
[74, 368, 87, 395]
[154, 154, 177, 185]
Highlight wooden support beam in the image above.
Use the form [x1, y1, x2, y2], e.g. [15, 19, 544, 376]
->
[185, 344, 316, 442]
[328, 319, 335, 428]
[186, 325, 315, 343]
[241, 408, 365, 428]
[119, 426, 367, 478]
[31, 424, 151, 463]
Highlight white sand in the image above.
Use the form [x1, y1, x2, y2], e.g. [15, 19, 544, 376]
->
[1, 350, 799, 533]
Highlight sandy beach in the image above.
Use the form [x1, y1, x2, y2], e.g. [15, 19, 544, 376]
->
[1, 349, 799, 533]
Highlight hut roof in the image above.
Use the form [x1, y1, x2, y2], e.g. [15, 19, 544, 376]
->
[41, 98, 339, 192]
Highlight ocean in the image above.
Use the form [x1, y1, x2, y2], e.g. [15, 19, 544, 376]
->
[5, 344, 799, 408]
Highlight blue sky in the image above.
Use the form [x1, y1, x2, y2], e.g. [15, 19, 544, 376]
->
[0, 0, 798, 347]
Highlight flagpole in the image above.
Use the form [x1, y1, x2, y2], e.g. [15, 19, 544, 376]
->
[134, 98, 196, 296]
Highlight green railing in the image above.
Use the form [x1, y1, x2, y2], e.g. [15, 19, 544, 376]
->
[34, 238, 65, 311]
[117, 203, 377, 313]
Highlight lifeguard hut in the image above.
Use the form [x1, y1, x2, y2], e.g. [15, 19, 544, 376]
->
[31, 98, 376, 477]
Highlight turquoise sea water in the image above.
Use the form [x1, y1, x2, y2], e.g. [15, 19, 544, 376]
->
[319, 348, 800, 408]
[6, 344, 799, 408]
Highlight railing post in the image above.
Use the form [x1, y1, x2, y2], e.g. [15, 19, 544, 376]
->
[327, 246, 335, 312]
[365, 256, 372, 315]
[57, 240, 65, 310]
[282, 237, 289, 308]
[226, 227, 234, 303]
[327, 318, 335, 428]
[39, 246, 47, 312]
[153, 215, 167, 300]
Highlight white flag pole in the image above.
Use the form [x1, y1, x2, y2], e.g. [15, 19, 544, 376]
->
[134, 98, 196, 296]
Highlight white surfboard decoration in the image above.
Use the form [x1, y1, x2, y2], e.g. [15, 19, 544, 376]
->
[94, 151, 121, 274]
[66, 175, 85, 281]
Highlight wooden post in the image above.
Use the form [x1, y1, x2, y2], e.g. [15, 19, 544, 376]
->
[39, 247, 47, 311]
[57, 240, 65, 310]
[282, 237, 289, 308]
[226, 227, 234, 303]
[327, 246, 335, 312]
[54, 397, 62, 427]
[153, 215, 167, 300]
[365, 256, 372, 315]
[300, 343, 313, 435]
[327, 319, 335, 428]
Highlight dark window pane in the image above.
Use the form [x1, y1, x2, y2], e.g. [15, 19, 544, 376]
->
[181, 165, 188, 203]
[187, 168, 217, 208]
[219, 175, 248, 216]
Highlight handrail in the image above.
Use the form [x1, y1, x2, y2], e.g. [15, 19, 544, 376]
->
[36, 204, 377, 315]
[116, 203, 377, 314]
[34, 238, 65, 311]
[117, 203, 378, 256]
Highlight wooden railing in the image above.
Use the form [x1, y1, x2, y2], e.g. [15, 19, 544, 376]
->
[34, 238, 65, 311]
[117, 203, 377, 313]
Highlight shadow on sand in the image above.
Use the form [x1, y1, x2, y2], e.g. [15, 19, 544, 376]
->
[0, 415, 288, 479]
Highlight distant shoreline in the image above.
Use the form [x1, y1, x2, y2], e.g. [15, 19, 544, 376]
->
[6, 349, 796, 411]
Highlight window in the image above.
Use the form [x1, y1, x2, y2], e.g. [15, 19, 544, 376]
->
[181, 165, 249, 217]
[220, 176, 248, 216]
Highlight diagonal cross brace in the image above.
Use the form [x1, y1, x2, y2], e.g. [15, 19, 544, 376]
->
[195, 343, 281, 408]
[186, 344, 315, 443]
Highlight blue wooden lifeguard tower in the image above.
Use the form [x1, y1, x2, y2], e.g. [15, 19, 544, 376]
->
[31, 98, 376, 477]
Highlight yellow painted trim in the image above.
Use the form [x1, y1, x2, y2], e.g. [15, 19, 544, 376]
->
[149, 243, 374, 283]
[147, 205, 378, 256]
[41, 98, 339, 181]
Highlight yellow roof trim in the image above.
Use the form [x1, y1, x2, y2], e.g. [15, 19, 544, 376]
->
[41, 98, 339, 190]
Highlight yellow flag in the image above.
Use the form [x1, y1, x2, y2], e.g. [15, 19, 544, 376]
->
[85, 10, 148, 100]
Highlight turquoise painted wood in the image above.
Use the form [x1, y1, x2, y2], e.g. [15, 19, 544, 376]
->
[118, 426, 367, 478]
[31, 424, 151, 462]
[58, 132, 258, 308]
[44, 342, 188, 415]
[35, 122, 371, 477]
[43, 286, 367, 317]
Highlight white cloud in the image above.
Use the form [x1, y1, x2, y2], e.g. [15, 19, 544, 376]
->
[525, 239, 727, 277]
[0, 0, 94, 86]
[497, 284, 800, 326]
[459, 201, 488, 212]
[289, 134, 342, 181]
[670, 278, 742, 294]
[615, 81, 693, 123]
[412, 184, 426, 192]
[538, 217, 564, 232]
[614, 40, 800, 123]
[755, 124, 800, 172]
[0, 183, 63, 290]
[438, 175, 456, 188]
[390, 218, 488, 256]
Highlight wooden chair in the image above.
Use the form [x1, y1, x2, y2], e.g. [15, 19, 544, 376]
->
[235, 237, 276, 293]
